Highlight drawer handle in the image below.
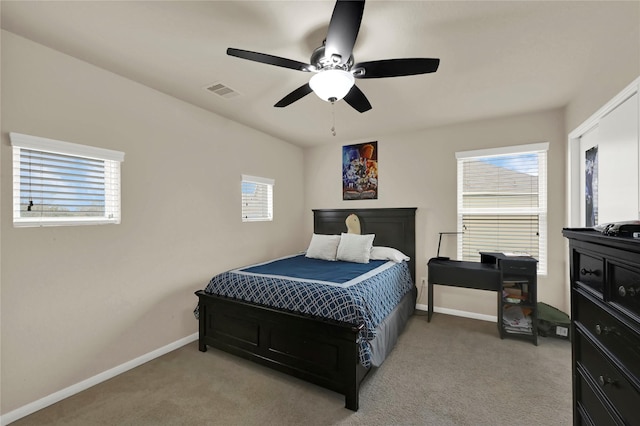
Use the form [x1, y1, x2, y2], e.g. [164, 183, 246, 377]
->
[595, 323, 621, 337]
[598, 375, 616, 387]
[595, 324, 614, 335]
[618, 285, 638, 298]
[580, 268, 600, 277]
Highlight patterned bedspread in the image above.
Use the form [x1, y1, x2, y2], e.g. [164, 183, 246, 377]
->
[198, 254, 414, 367]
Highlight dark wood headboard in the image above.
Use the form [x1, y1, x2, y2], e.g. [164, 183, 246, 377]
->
[312, 208, 417, 283]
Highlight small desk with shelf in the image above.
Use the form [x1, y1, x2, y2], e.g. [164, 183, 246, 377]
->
[427, 252, 538, 345]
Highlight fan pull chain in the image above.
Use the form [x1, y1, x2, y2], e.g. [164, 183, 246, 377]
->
[330, 101, 336, 136]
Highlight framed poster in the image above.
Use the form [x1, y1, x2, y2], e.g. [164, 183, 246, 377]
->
[585, 145, 598, 226]
[342, 141, 378, 200]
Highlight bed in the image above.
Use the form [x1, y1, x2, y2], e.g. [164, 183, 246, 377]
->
[195, 207, 417, 411]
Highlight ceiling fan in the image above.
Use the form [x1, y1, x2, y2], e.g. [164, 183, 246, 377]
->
[227, 0, 440, 113]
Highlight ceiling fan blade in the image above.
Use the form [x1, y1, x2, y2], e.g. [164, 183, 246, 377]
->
[343, 85, 372, 113]
[274, 83, 314, 108]
[227, 48, 313, 72]
[325, 0, 365, 66]
[354, 58, 440, 79]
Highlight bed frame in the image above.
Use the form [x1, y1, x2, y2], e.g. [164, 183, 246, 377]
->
[195, 207, 416, 411]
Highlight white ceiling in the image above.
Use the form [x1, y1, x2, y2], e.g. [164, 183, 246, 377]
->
[2, 1, 638, 148]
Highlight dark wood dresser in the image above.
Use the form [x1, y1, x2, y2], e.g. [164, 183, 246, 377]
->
[563, 229, 640, 426]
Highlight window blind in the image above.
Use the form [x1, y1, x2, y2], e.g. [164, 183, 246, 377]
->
[456, 143, 548, 273]
[241, 174, 274, 222]
[11, 133, 124, 227]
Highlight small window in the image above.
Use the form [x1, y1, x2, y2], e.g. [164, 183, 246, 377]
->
[241, 174, 274, 222]
[11, 132, 125, 227]
[456, 142, 548, 274]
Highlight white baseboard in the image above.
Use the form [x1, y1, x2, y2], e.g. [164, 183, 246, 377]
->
[1, 333, 199, 426]
[415, 303, 497, 323]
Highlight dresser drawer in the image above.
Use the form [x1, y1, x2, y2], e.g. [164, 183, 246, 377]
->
[576, 331, 640, 425]
[576, 251, 605, 294]
[576, 366, 623, 426]
[609, 261, 640, 318]
[575, 289, 640, 380]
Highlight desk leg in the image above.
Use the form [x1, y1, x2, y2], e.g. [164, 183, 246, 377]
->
[427, 280, 433, 322]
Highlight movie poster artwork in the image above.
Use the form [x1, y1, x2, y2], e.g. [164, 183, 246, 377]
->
[342, 141, 378, 200]
[585, 146, 598, 226]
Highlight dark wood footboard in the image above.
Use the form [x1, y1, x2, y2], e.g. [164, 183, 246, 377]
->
[196, 291, 369, 410]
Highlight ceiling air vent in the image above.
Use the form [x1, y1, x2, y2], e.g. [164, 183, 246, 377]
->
[205, 82, 240, 99]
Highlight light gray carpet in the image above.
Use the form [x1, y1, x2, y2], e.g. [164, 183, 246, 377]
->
[12, 313, 572, 425]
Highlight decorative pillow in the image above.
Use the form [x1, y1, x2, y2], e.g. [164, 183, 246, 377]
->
[305, 234, 341, 261]
[336, 233, 375, 263]
[370, 246, 410, 263]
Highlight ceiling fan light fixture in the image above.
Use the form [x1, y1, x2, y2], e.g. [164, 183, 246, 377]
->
[309, 69, 355, 102]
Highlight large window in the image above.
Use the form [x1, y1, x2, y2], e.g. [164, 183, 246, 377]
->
[456, 142, 548, 273]
[11, 132, 125, 227]
[241, 175, 274, 222]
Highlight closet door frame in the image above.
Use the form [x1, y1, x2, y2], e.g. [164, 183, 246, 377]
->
[567, 76, 640, 228]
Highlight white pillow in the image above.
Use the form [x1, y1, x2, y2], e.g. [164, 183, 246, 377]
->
[305, 234, 341, 261]
[336, 233, 375, 263]
[370, 246, 410, 263]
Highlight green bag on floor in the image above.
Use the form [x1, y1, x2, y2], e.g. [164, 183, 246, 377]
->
[537, 302, 570, 340]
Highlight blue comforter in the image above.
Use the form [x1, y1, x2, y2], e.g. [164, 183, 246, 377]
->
[200, 254, 414, 367]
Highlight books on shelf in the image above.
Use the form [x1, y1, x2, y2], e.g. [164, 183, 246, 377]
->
[502, 286, 530, 304]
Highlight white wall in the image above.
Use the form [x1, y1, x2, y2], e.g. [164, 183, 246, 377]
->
[0, 31, 306, 414]
[564, 2, 640, 135]
[304, 109, 568, 318]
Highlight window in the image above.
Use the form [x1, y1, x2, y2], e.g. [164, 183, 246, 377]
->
[456, 142, 548, 274]
[241, 175, 274, 222]
[11, 132, 125, 227]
